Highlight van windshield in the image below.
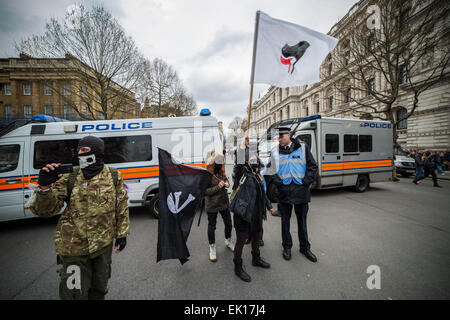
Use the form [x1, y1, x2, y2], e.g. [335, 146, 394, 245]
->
[0, 145, 20, 173]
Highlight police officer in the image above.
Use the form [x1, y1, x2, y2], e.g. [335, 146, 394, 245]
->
[30, 136, 130, 300]
[269, 127, 318, 262]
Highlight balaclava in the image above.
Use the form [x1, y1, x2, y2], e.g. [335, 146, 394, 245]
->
[77, 136, 105, 179]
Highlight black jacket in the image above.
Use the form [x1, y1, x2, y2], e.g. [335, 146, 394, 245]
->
[231, 163, 272, 233]
[267, 139, 318, 204]
[415, 153, 424, 167]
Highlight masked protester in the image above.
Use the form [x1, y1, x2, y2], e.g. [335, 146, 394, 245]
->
[204, 152, 234, 262]
[231, 137, 274, 282]
[30, 136, 130, 300]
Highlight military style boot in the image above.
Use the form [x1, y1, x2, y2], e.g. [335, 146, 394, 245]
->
[234, 259, 251, 282]
[252, 252, 271, 268]
[209, 244, 217, 262]
[225, 238, 235, 252]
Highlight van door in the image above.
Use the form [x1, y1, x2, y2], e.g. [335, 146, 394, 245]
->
[321, 128, 343, 187]
[0, 142, 25, 221]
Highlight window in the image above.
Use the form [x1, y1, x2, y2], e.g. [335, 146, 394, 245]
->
[328, 63, 333, 76]
[345, 88, 352, 103]
[359, 135, 373, 152]
[400, 65, 408, 84]
[368, 78, 375, 93]
[325, 134, 339, 153]
[44, 105, 53, 116]
[63, 105, 72, 120]
[23, 83, 31, 95]
[368, 35, 375, 53]
[316, 101, 320, 113]
[0, 145, 20, 173]
[397, 108, 408, 129]
[44, 83, 52, 95]
[344, 51, 350, 66]
[5, 83, 11, 95]
[33, 135, 153, 169]
[329, 96, 334, 109]
[344, 134, 358, 153]
[24, 105, 32, 119]
[63, 83, 71, 95]
[5, 105, 12, 121]
[98, 112, 104, 120]
[81, 104, 88, 116]
[297, 134, 311, 149]
[82, 87, 88, 98]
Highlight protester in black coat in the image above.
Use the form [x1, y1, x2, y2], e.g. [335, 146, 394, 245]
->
[231, 137, 273, 282]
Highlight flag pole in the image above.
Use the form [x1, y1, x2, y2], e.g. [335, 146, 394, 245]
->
[246, 10, 260, 132]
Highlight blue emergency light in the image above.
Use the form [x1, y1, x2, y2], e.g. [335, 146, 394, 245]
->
[300, 115, 321, 122]
[32, 115, 66, 122]
[200, 108, 211, 116]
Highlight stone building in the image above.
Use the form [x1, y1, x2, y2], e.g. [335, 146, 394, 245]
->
[0, 53, 141, 128]
[250, 0, 450, 151]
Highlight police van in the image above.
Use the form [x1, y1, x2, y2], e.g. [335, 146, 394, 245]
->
[261, 115, 394, 202]
[0, 111, 222, 222]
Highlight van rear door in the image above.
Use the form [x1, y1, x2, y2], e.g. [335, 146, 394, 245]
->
[0, 142, 25, 221]
[320, 124, 343, 187]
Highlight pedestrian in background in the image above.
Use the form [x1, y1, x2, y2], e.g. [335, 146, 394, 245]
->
[424, 151, 442, 188]
[413, 149, 425, 184]
[435, 151, 444, 175]
[205, 151, 234, 262]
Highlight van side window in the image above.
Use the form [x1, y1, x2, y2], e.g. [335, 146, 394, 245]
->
[296, 134, 311, 150]
[344, 134, 358, 153]
[325, 134, 339, 153]
[359, 135, 373, 152]
[0, 145, 20, 173]
[103, 136, 152, 163]
[34, 140, 79, 169]
[34, 135, 152, 169]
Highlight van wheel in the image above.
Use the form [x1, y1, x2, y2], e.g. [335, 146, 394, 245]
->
[148, 194, 159, 219]
[354, 175, 369, 193]
[267, 182, 278, 203]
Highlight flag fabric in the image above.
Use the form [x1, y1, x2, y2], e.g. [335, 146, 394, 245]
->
[253, 11, 339, 88]
[156, 148, 212, 264]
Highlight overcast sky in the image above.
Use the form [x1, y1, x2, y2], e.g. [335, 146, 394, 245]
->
[0, 0, 359, 132]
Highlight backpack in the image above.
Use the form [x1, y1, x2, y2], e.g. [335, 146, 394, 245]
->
[67, 166, 119, 202]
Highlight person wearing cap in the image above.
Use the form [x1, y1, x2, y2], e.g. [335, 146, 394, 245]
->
[30, 136, 130, 300]
[267, 127, 318, 262]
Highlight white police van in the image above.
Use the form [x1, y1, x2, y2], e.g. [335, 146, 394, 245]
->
[0, 111, 222, 222]
[260, 115, 394, 202]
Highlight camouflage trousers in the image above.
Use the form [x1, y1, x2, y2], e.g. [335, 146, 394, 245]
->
[57, 247, 112, 300]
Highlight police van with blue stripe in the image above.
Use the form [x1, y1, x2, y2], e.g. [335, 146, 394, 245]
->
[260, 115, 394, 202]
[0, 110, 222, 222]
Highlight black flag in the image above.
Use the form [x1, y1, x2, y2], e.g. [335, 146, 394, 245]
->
[157, 148, 212, 264]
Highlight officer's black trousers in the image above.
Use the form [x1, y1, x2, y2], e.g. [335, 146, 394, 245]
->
[278, 203, 310, 251]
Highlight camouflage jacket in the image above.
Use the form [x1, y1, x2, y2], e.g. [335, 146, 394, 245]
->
[30, 166, 130, 257]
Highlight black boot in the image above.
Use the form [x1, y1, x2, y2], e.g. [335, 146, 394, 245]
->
[300, 248, 317, 263]
[252, 253, 271, 268]
[234, 259, 251, 282]
[282, 248, 291, 260]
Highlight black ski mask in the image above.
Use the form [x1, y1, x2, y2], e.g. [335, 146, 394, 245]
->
[77, 136, 105, 179]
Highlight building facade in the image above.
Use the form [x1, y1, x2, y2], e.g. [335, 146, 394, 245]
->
[250, 0, 450, 151]
[0, 53, 141, 128]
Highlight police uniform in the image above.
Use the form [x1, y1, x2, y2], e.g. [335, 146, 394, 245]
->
[30, 137, 130, 300]
[270, 128, 318, 260]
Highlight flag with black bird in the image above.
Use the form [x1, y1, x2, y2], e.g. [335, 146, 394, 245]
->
[157, 148, 212, 264]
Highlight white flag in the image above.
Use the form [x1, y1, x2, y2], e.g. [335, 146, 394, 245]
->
[253, 11, 339, 88]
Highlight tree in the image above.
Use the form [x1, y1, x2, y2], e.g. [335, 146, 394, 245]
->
[16, 4, 145, 120]
[141, 58, 197, 117]
[142, 58, 179, 117]
[331, 0, 449, 178]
